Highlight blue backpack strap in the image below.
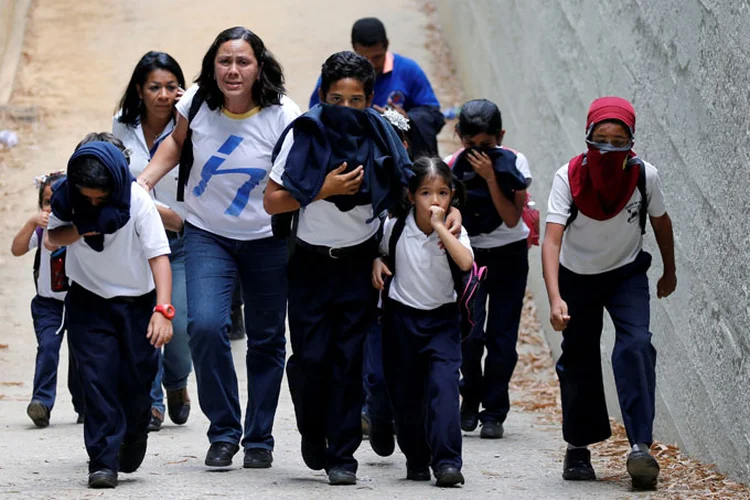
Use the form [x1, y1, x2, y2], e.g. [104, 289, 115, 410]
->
[565, 203, 579, 231]
[177, 87, 206, 201]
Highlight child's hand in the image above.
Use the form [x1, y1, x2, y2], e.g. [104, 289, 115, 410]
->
[467, 149, 496, 182]
[438, 207, 463, 249]
[549, 297, 571, 331]
[147, 313, 173, 348]
[320, 163, 364, 198]
[372, 257, 392, 290]
[429, 206, 446, 230]
[34, 212, 50, 228]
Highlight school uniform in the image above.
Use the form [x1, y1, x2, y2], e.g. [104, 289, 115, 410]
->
[50, 160, 170, 473]
[27, 229, 84, 416]
[271, 128, 387, 474]
[447, 148, 532, 426]
[113, 114, 192, 416]
[379, 211, 473, 473]
[546, 160, 666, 447]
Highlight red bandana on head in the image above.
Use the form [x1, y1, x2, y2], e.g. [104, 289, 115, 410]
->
[568, 97, 640, 220]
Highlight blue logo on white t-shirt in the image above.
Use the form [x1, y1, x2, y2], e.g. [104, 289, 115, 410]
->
[193, 135, 266, 216]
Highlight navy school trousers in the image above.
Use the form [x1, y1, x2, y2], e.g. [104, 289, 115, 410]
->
[286, 239, 378, 473]
[65, 282, 158, 472]
[556, 250, 656, 447]
[30, 295, 84, 414]
[382, 299, 462, 472]
[461, 238, 528, 424]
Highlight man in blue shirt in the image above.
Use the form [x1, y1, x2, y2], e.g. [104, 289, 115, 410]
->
[310, 17, 445, 157]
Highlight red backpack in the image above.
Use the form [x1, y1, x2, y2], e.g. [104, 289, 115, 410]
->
[447, 148, 539, 248]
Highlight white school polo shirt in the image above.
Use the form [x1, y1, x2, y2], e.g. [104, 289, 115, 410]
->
[176, 84, 301, 241]
[270, 130, 380, 248]
[380, 212, 474, 310]
[28, 229, 66, 301]
[48, 183, 171, 299]
[445, 147, 532, 248]
[112, 113, 186, 220]
[546, 160, 666, 275]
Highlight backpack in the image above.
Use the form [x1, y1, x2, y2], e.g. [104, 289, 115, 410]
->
[386, 215, 487, 340]
[565, 158, 647, 234]
[447, 147, 539, 247]
[33, 227, 69, 293]
[176, 87, 206, 202]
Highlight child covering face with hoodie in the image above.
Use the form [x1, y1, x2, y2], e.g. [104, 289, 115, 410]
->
[48, 135, 173, 489]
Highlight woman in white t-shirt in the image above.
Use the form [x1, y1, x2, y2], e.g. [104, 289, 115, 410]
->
[138, 27, 301, 469]
[541, 97, 676, 491]
[112, 51, 192, 433]
[446, 99, 531, 440]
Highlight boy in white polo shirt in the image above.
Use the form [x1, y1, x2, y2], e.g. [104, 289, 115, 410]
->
[48, 137, 173, 489]
[542, 97, 676, 491]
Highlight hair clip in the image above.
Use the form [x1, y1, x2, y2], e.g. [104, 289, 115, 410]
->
[33, 170, 65, 189]
[381, 107, 410, 132]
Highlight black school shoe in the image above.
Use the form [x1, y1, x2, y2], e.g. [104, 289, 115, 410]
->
[167, 388, 191, 425]
[27, 400, 50, 428]
[301, 436, 325, 471]
[205, 441, 240, 467]
[368, 417, 395, 457]
[435, 465, 465, 487]
[562, 448, 596, 481]
[459, 401, 478, 432]
[406, 466, 431, 481]
[480, 420, 504, 439]
[88, 468, 117, 489]
[119, 435, 148, 473]
[147, 407, 163, 432]
[627, 447, 660, 490]
[328, 467, 357, 485]
[243, 448, 273, 469]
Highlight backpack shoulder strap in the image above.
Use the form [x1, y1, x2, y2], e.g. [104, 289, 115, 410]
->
[565, 202, 579, 231]
[387, 215, 408, 276]
[637, 159, 648, 235]
[32, 226, 43, 290]
[446, 148, 464, 168]
[177, 87, 207, 201]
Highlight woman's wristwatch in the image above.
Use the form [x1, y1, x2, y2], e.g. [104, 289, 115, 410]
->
[153, 304, 176, 320]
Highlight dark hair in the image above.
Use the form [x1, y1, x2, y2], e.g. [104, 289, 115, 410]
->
[68, 157, 114, 192]
[75, 132, 129, 164]
[116, 51, 186, 126]
[38, 172, 65, 209]
[320, 51, 375, 98]
[196, 26, 285, 110]
[351, 17, 388, 47]
[391, 157, 465, 219]
[456, 99, 503, 138]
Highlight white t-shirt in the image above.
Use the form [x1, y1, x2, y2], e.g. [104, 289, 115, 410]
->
[546, 161, 667, 274]
[48, 183, 171, 299]
[380, 212, 474, 310]
[445, 147, 532, 248]
[270, 130, 380, 247]
[176, 84, 301, 240]
[29, 229, 66, 301]
[112, 113, 186, 220]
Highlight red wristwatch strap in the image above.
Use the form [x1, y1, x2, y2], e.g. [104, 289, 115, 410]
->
[153, 304, 175, 320]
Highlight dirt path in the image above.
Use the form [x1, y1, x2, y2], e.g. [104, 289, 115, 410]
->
[0, 1, 746, 498]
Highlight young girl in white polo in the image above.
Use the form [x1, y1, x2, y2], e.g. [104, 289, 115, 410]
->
[372, 157, 473, 488]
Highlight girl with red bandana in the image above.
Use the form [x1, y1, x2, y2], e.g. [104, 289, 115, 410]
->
[541, 97, 677, 491]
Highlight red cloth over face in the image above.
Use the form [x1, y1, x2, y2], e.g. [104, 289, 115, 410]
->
[568, 97, 639, 220]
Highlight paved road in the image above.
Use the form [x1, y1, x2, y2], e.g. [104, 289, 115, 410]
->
[0, 0, 654, 498]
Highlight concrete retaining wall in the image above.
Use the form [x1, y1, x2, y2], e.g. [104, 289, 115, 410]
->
[0, 0, 31, 104]
[434, 0, 750, 482]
